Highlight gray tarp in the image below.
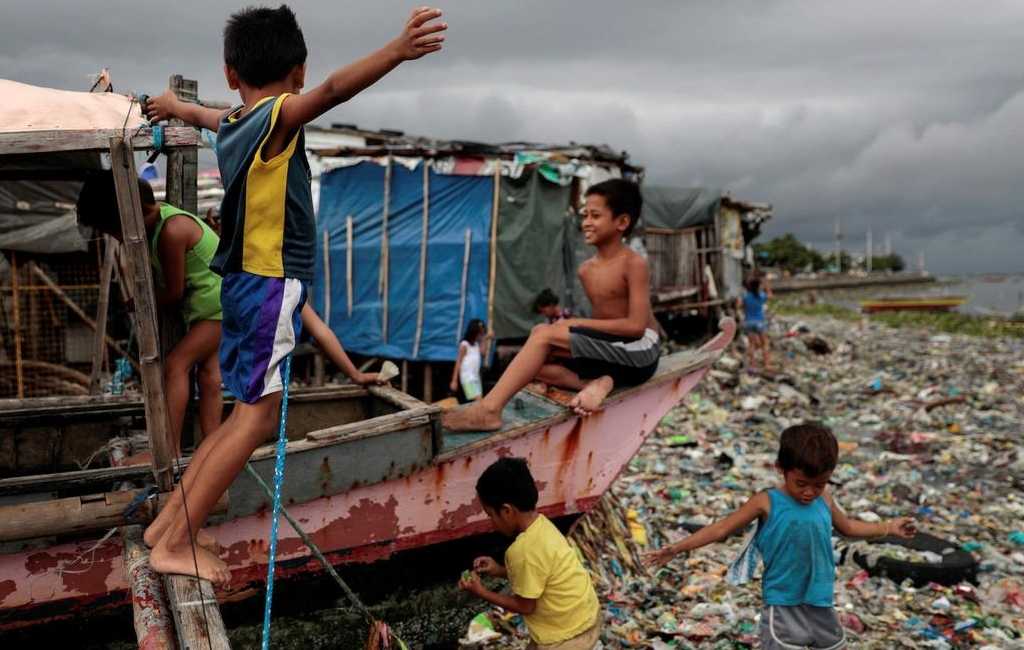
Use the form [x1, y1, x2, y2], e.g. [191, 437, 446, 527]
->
[0, 180, 88, 253]
[641, 186, 722, 230]
[493, 169, 571, 339]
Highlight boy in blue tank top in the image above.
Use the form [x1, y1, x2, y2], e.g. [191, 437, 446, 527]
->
[140, 4, 447, 583]
[644, 423, 916, 649]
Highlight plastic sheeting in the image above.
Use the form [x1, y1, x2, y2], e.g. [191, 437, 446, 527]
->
[492, 169, 573, 339]
[641, 186, 722, 231]
[313, 161, 493, 361]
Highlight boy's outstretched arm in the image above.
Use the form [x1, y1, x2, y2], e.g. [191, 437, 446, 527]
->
[144, 91, 228, 133]
[300, 304, 384, 385]
[569, 255, 651, 339]
[643, 491, 770, 568]
[825, 493, 915, 539]
[267, 7, 446, 158]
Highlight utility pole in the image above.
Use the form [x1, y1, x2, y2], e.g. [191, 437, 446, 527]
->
[866, 229, 873, 273]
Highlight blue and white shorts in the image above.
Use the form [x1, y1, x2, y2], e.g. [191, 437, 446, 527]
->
[219, 272, 307, 404]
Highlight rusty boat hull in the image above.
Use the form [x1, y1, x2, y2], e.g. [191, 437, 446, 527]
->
[0, 321, 734, 630]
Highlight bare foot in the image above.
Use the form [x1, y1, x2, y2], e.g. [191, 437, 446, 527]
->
[150, 540, 231, 584]
[441, 401, 503, 432]
[145, 511, 218, 551]
[569, 376, 614, 416]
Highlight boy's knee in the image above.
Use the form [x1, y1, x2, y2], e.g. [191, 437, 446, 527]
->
[530, 323, 554, 342]
[196, 364, 221, 392]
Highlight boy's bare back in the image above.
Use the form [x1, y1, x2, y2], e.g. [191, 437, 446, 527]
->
[579, 247, 657, 332]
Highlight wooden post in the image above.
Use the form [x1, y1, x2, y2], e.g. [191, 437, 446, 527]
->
[413, 161, 430, 358]
[423, 362, 433, 403]
[166, 75, 199, 215]
[89, 236, 116, 393]
[322, 228, 332, 327]
[485, 163, 501, 364]
[164, 575, 230, 650]
[401, 359, 408, 394]
[109, 137, 175, 492]
[27, 262, 138, 371]
[346, 216, 353, 317]
[122, 526, 176, 650]
[9, 252, 23, 398]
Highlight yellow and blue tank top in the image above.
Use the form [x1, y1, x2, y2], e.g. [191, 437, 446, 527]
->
[213, 94, 315, 282]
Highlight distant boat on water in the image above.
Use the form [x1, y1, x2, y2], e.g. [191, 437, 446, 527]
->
[860, 296, 968, 313]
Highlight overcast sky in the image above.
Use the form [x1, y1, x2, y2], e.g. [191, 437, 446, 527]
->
[2, 1, 1022, 274]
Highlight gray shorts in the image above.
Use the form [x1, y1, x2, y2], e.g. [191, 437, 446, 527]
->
[562, 326, 660, 387]
[760, 605, 845, 650]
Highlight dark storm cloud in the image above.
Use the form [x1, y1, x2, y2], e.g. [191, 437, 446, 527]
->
[2, 1, 1022, 273]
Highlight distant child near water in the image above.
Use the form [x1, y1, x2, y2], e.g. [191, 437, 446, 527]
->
[644, 423, 915, 649]
[450, 319, 489, 401]
[533, 288, 572, 323]
[460, 458, 602, 650]
[740, 274, 772, 370]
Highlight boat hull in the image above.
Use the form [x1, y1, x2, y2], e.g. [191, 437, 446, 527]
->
[0, 332, 730, 630]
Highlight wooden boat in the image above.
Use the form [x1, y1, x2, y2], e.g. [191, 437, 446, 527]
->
[0, 321, 735, 630]
[859, 296, 967, 313]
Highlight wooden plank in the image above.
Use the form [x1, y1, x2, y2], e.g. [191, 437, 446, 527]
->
[9, 251, 23, 398]
[346, 216, 353, 317]
[89, 236, 116, 393]
[164, 575, 230, 650]
[170, 76, 200, 215]
[122, 525, 176, 650]
[0, 127, 197, 155]
[380, 156, 392, 343]
[0, 488, 226, 542]
[423, 362, 433, 403]
[304, 405, 436, 442]
[322, 228, 331, 326]
[456, 228, 471, 342]
[413, 161, 430, 358]
[26, 261, 139, 371]
[110, 136, 175, 492]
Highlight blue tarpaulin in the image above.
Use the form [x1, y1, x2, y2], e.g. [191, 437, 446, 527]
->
[313, 162, 493, 362]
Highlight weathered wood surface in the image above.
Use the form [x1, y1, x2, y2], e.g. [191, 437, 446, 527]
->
[9, 251, 24, 398]
[110, 137, 175, 492]
[0, 488, 228, 542]
[0, 126, 197, 156]
[165, 574, 231, 650]
[122, 525, 176, 650]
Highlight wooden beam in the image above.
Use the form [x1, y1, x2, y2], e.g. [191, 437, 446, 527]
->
[413, 161, 430, 358]
[170, 76, 199, 215]
[164, 575, 230, 650]
[380, 156, 392, 343]
[0, 126, 197, 156]
[26, 261, 139, 372]
[109, 136, 175, 492]
[0, 488, 226, 542]
[122, 525, 176, 650]
[423, 362, 433, 403]
[9, 251, 24, 398]
[485, 163, 500, 361]
[89, 237, 116, 393]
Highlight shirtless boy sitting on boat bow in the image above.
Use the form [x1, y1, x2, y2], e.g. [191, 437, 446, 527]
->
[443, 179, 660, 432]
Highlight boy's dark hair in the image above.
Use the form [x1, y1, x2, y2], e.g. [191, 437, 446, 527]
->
[224, 5, 308, 88]
[777, 423, 839, 478]
[462, 318, 485, 344]
[76, 171, 156, 235]
[745, 276, 761, 294]
[532, 288, 559, 313]
[584, 178, 643, 238]
[476, 457, 538, 512]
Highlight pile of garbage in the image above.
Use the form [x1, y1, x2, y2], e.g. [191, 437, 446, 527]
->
[480, 314, 1024, 649]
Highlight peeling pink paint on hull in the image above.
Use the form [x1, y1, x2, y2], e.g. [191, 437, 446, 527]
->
[0, 365, 708, 629]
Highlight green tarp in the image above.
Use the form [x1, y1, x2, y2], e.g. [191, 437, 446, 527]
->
[641, 186, 722, 230]
[492, 169, 572, 338]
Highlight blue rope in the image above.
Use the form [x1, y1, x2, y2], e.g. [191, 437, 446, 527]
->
[260, 355, 292, 650]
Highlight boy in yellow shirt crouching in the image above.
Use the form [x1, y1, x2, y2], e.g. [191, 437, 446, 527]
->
[460, 457, 602, 649]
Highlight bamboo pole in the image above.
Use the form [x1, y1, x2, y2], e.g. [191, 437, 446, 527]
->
[27, 262, 139, 372]
[456, 228, 471, 343]
[485, 163, 501, 364]
[413, 161, 430, 358]
[10, 252, 23, 398]
[89, 236, 116, 393]
[322, 228, 332, 327]
[109, 137, 174, 492]
[346, 216, 354, 317]
[380, 156, 392, 344]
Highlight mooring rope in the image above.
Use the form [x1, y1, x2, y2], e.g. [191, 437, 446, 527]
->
[261, 354, 292, 650]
